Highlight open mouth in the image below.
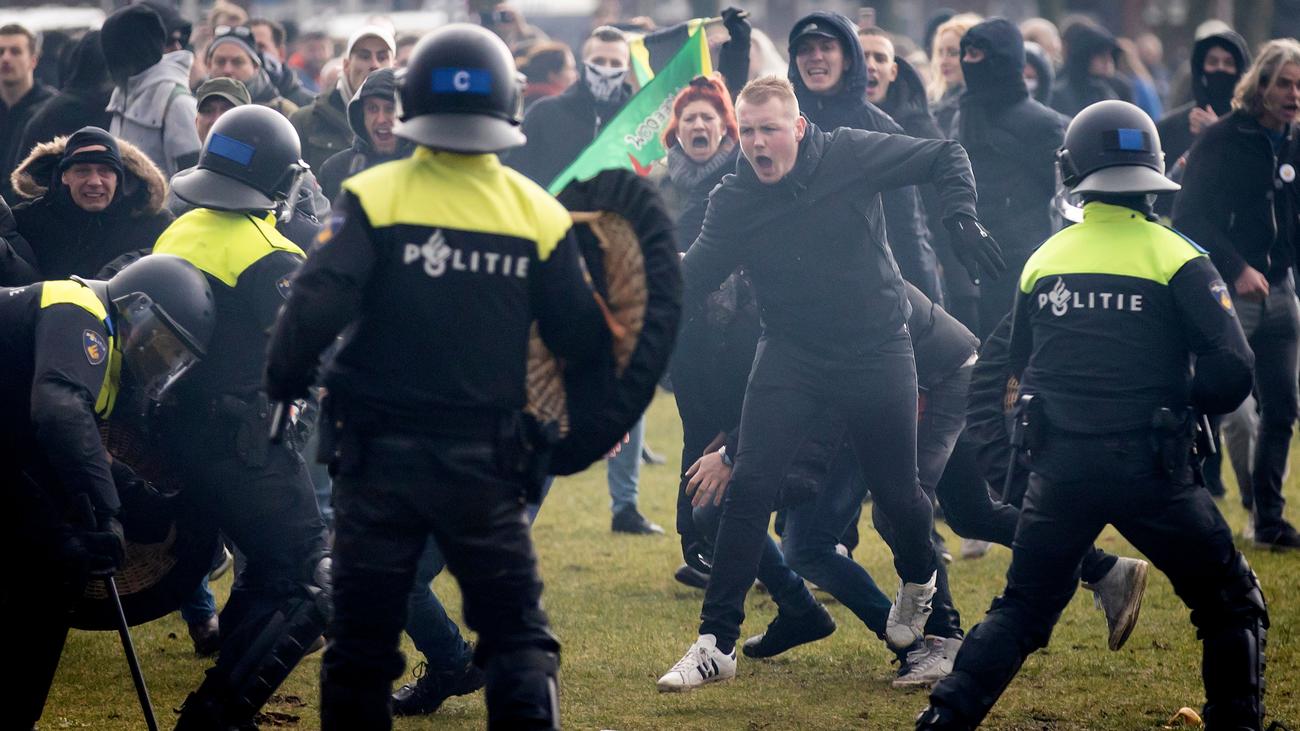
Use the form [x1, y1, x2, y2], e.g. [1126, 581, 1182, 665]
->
[866, 77, 879, 92]
[1283, 103, 1299, 115]
[806, 67, 829, 80]
[690, 134, 710, 149]
[373, 126, 394, 142]
[754, 155, 774, 173]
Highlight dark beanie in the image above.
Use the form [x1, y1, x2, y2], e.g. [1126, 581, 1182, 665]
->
[59, 127, 125, 181]
[101, 4, 166, 87]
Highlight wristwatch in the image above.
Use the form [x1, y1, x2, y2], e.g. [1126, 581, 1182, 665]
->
[718, 445, 733, 467]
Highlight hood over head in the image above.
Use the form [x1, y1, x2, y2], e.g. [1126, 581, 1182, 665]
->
[787, 11, 869, 103]
[961, 17, 1028, 103]
[1190, 30, 1250, 114]
[10, 133, 168, 216]
[347, 67, 399, 144]
[137, 0, 193, 50]
[1063, 21, 1119, 83]
[61, 30, 111, 93]
[881, 55, 933, 123]
[101, 4, 166, 88]
[1024, 41, 1055, 105]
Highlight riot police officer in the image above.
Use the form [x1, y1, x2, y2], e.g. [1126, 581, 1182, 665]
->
[154, 105, 331, 730]
[1, 255, 214, 729]
[917, 101, 1266, 729]
[265, 25, 609, 730]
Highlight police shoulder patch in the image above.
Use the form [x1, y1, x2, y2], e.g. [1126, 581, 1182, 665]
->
[276, 274, 294, 300]
[313, 214, 345, 251]
[83, 329, 107, 365]
[1210, 281, 1234, 312]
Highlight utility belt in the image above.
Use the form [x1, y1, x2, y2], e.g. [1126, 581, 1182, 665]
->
[1011, 394, 1211, 485]
[209, 391, 296, 468]
[317, 394, 552, 502]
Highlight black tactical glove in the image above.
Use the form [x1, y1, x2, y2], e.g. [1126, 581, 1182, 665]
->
[944, 214, 1006, 285]
[720, 7, 750, 43]
[63, 515, 126, 574]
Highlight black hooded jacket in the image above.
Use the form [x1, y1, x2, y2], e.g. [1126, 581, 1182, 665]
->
[0, 193, 38, 285]
[1024, 41, 1055, 107]
[318, 69, 413, 201]
[682, 122, 976, 361]
[1051, 22, 1133, 117]
[1157, 31, 1250, 170]
[956, 19, 1065, 257]
[508, 77, 631, 187]
[17, 32, 114, 160]
[787, 11, 944, 303]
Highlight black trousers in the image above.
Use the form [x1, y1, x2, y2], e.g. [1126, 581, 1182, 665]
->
[928, 430, 1268, 728]
[320, 433, 558, 731]
[698, 333, 936, 647]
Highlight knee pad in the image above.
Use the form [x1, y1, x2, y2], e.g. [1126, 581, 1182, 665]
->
[224, 586, 329, 723]
[484, 648, 559, 731]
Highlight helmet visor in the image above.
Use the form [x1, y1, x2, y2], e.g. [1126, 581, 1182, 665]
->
[115, 292, 204, 402]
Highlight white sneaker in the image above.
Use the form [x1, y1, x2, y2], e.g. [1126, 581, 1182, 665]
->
[892, 636, 961, 688]
[960, 539, 991, 560]
[886, 571, 937, 650]
[656, 634, 737, 692]
[1082, 557, 1148, 651]
[1243, 513, 1255, 543]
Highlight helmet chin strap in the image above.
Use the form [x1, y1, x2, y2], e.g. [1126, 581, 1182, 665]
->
[277, 166, 308, 225]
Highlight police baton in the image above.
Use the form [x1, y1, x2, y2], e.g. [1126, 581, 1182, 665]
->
[77, 494, 160, 731]
[269, 400, 293, 445]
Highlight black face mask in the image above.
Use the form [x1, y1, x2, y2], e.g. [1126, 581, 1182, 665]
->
[1202, 71, 1238, 115]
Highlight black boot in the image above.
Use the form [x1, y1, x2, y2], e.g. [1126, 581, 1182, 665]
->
[391, 660, 486, 717]
[484, 649, 560, 731]
[1201, 623, 1267, 730]
[741, 602, 836, 659]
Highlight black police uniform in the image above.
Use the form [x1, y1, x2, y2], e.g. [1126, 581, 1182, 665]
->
[921, 200, 1266, 729]
[0, 279, 122, 728]
[153, 210, 330, 729]
[266, 143, 607, 729]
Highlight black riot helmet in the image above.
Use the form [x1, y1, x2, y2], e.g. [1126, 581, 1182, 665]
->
[171, 105, 309, 212]
[104, 254, 215, 402]
[1057, 100, 1182, 196]
[395, 23, 526, 153]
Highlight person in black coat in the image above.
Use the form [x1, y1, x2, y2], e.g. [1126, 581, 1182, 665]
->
[1051, 21, 1134, 118]
[1023, 41, 1055, 107]
[9, 127, 173, 280]
[17, 31, 114, 160]
[317, 68, 413, 201]
[0, 193, 38, 285]
[787, 11, 945, 304]
[956, 18, 1067, 339]
[1155, 30, 1250, 217]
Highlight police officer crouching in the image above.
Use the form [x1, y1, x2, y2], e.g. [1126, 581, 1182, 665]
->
[265, 24, 609, 731]
[155, 106, 332, 730]
[1, 255, 214, 730]
[917, 101, 1267, 730]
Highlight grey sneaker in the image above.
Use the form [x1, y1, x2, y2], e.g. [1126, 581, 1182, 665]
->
[960, 539, 991, 560]
[885, 571, 937, 650]
[1083, 557, 1149, 651]
[892, 636, 961, 688]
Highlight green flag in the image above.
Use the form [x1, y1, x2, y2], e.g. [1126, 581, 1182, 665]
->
[547, 28, 712, 195]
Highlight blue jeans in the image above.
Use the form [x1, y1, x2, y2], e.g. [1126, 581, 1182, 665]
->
[607, 415, 644, 515]
[405, 476, 554, 673]
[180, 576, 218, 624]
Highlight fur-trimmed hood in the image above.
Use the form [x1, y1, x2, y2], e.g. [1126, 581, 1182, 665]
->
[9, 133, 168, 216]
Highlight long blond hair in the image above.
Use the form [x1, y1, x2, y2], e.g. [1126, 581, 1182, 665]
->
[1234, 38, 1300, 117]
[927, 13, 984, 103]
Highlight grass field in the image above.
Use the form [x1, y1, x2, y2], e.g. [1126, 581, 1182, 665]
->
[43, 391, 1300, 730]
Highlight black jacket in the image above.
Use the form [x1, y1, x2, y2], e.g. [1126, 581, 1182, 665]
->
[1173, 110, 1300, 285]
[1051, 23, 1132, 118]
[956, 19, 1066, 258]
[787, 11, 944, 304]
[1024, 41, 1055, 107]
[508, 79, 631, 187]
[17, 32, 114, 161]
[0, 83, 56, 203]
[9, 134, 174, 280]
[682, 122, 976, 360]
[318, 69, 413, 201]
[0, 193, 38, 285]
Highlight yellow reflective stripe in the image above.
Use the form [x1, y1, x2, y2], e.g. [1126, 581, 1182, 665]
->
[153, 209, 305, 286]
[1020, 213, 1203, 294]
[343, 147, 571, 261]
[39, 280, 119, 417]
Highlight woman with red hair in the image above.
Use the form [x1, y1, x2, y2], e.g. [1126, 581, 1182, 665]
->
[656, 74, 739, 252]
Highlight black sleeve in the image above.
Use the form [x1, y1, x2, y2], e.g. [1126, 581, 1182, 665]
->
[30, 304, 119, 517]
[265, 192, 374, 400]
[1168, 256, 1255, 415]
[850, 130, 978, 223]
[966, 312, 1018, 487]
[243, 248, 305, 336]
[680, 190, 742, 316]
[717, 14, 751, 100]
[1171, 131, 1246, 282]
[530, 229, 608, 363]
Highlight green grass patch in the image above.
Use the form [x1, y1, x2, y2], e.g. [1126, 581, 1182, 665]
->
[44, 392, 1299, 729]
